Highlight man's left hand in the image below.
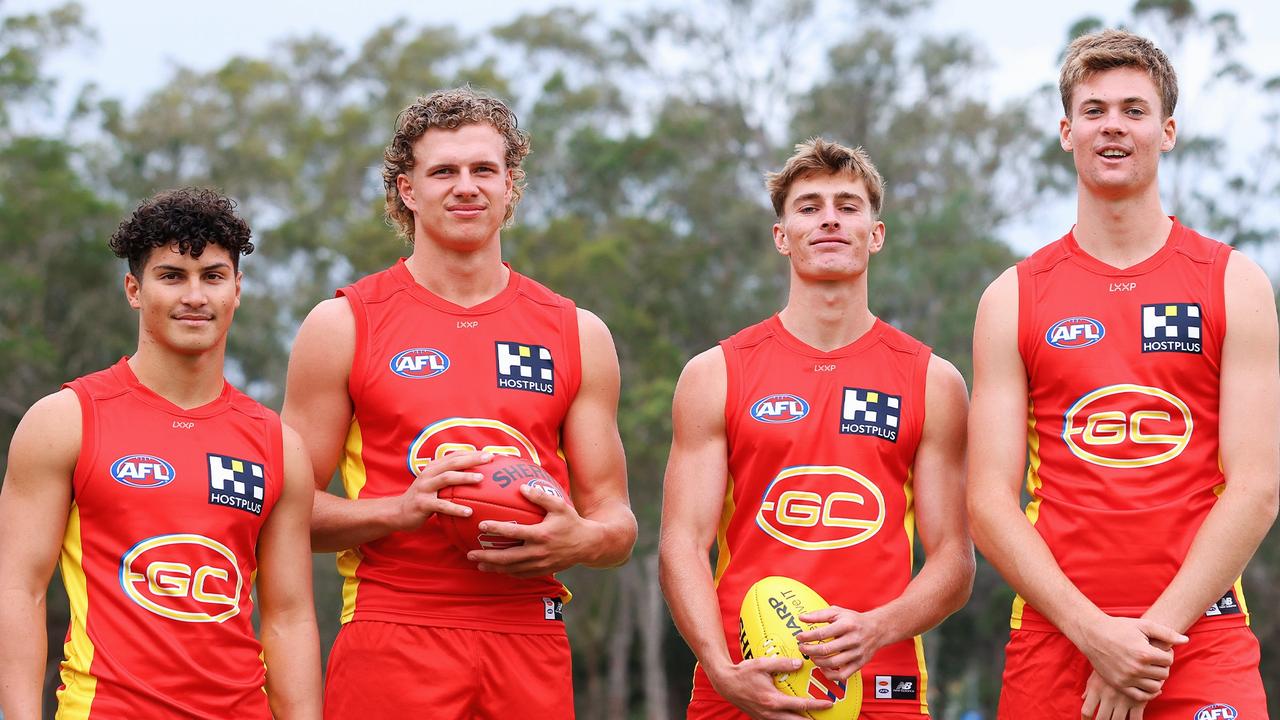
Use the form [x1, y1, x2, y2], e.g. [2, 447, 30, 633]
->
[466, 484, 600, 578]
[793, 606, 886, 682]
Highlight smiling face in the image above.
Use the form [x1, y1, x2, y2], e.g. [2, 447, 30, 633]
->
[773, 171, 885, 281]
[1060, 66, 1176, 199]
[396, 122, 514, 253]
[126, 242, 241, 357]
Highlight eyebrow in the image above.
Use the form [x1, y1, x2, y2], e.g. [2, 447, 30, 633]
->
[151, 262, 233, 273]
[1081, 96, 1152, 106]
[791, 191, 864, 206]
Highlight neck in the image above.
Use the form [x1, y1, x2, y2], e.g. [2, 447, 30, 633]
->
[777, 272, 875, 352]
[404, 235, 509, 307]
[1074, 181, 1171, 268]
[128, 342, 227, 410]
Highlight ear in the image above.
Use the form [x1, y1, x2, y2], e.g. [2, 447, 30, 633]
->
[1160, 115, 1177, 152]
[397, 173, 416, 212]
[1059, 116, 1073, 152]
[772, 222, 790, 257]
[868, 220, 887, 255]
[124, 273, 142, 310]
[234, 271, 242, 310]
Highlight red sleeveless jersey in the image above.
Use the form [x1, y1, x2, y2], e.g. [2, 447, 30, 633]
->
[1013, 220, 1244, 633]
[336, 260, 581, 633]
[690, 316, 933, 715]
[57, 358, 283, 719]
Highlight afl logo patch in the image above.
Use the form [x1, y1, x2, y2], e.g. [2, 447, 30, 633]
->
[750, 394, 810, 423]
[1193, 704, 1237, 720]
[110, 454, 175, 488]
[1045, 317, 1104, 349]
[389, 348, 450, 379]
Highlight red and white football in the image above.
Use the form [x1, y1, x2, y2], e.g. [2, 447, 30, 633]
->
[436, 455, 570, 552]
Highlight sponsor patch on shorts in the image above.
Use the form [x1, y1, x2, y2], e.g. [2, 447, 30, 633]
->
[874, 674, 918, 700]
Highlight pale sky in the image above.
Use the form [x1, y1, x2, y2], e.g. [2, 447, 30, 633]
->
[9, 0, 1280, 256]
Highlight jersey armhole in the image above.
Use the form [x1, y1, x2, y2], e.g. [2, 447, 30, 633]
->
[265, 412, 286, 512]
[719, 340, 741, 446]
[1014, 263, 1034, 366]
[64, 382, 94, 500]
[561, 301, 583, 407]
[337, 286, 369, 405]
[1207, 244, 1232, 366]
[908, 344, 932, 452]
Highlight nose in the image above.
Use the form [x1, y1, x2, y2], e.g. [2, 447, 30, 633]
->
[181, 277, 209, 307]
[820, 206, 841, 230]
[1100, 107, 1127, 136]
[453, 169, 479, 196]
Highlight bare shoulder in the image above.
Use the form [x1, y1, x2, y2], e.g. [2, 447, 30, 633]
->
[679, 346, 727, 389]
[287, 297, 355, 389]
[6, 388, 82, 480]
[977, 266, 1019, 313]
[1224, 251, 1277, 311]
[926, 354, 968, 394]
[575, 306, 619, 365]
[298, 297, 355, 341]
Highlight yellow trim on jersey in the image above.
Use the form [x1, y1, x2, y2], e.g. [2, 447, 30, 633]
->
[338, 418, 368, 624]
[902, 468, 916, 559]
[56, 503, 95, 719]
[913, 634, 930, 715]
[712, 474, 737, 587]
[1011, 403, 1043, 630]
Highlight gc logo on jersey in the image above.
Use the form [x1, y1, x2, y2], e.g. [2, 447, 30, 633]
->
[750, 394, 810, 424]
[1045, 316, 1105, 349]
[1194, 704, 1237, 720]
[389, 348, 450, 379]
[110, 454, 175, 489]
[1062, 384, 1193, 468]
[1142, 303, 1202, 353]
[755, 465, 885, 550]
[120, 533, 243, 623]
[496, 341, 554, 395]
[207, 454, 266, 515]
[839, 388, 900, 442]
[407, 417, 541, 475]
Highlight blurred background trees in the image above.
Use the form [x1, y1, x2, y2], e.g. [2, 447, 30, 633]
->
[2, 0, 1276, 716]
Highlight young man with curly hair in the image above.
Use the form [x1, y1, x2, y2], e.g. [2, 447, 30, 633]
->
[0, 188, 322, 719]
[660, 138, 973, 720]
[968, 29, 1277, 719]
[283, 87, 636, 718]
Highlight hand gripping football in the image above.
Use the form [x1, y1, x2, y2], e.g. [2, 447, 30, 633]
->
[739, 576, 862, 720]
[436, 455, 569, 552]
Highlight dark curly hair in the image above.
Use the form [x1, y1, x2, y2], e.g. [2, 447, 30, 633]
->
[382, 86, 532, 240]
[109, 188, 254, 278]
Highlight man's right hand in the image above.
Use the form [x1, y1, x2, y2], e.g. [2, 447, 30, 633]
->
[706, 657, 834, 720]
[1073, 615, 1186, 701]
[392, 451, 491, 531]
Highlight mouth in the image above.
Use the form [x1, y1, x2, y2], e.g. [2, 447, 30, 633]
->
[174, 314, 214, 324]
[447, 204, 487, 217]
[1097, 146, 1131, 160]
[810, 236, 850, 247]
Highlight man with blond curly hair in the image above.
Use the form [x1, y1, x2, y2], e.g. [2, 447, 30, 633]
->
[284, 87, 636, 718]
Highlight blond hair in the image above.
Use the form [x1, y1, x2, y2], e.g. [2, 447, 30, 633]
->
[382, 87, 532, 239]
[1059, 29, 1178, 118]
[765, 138, 885, 218]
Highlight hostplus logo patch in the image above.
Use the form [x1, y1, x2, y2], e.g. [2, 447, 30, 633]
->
[207, 454, 266, 515]
[496, 341, 554, 395]
[1142, 303, 1202, 353]
[839, 387, 900, 441]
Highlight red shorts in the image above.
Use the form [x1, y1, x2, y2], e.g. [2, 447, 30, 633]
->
[687, 696, 927, 719]
[323, 620, 574, 719]
[998, 626, 1268, 719]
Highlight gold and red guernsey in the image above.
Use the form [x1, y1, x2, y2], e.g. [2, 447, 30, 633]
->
[58, 358, 283, 719]
[691, 315, 932, 715]
[1013, 219, 1246, 633]
[336, 261, 580, 633]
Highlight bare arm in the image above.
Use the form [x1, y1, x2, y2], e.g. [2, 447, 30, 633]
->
[258, 425, 323, 719]
[282, 298, 484, 553]
[1143, 252, 1280, 632]
[469, 308, 636, 575]
[966, 270, 1179, 703]
[0, 390, 79, 720]
[658, 348, 829, 720]
[798, 355, 975, 676]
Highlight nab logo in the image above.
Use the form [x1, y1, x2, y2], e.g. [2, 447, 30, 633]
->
[1045, 316, 1105, 349]
[1063, 384, 1193, 468]
[805, 667, 846, 702]
[1194, 704, 1237, 720]
[389, 348, 450, 379]
[750, 394, 810, 424]
[110, 454, 175, 489]
[755, 465, 885, 551]
[119, 534, 243, 623]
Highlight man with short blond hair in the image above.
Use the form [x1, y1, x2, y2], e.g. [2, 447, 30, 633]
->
[661, 137, 973, 720]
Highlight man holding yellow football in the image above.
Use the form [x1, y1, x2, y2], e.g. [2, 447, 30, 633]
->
[659, 139, 974, 719]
